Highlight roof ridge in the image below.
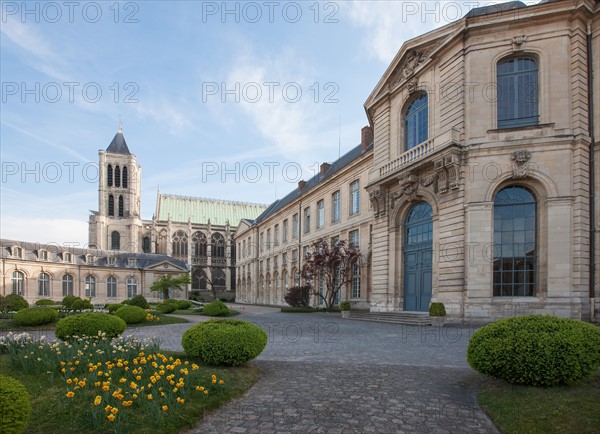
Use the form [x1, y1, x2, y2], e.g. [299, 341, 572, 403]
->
[160, 193, 268, 208]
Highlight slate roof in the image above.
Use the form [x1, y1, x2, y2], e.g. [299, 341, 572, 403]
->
[156, 195, 268, 226]
[254, 143, 372, 224]
[106, 128, 131, 155]
[1, 239, 189, 270]
[464, 1, 527, 18]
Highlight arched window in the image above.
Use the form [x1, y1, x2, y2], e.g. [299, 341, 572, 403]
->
[85, 275, 96, 298]
[38, 272, 50, 297]
[127, 277, 137, 298]
[497, 57, 538, 128]
[404, 92, 428, 150]
[172, 230, 188, 257]
[213, 268, 226, 287]
[192, 232, 207, 257]
[142, 237, 151, 253]
[107, 276, 117, 298]
[493, 186, 536, 296]
[211, 233, 225, 257]
[122, 166, 128, 188]
[107, 164, 113, 187]
[12, 271, 24, 295]
[108, 195, 115, 217]
[118, 195, 124, 217]
[111, 231, 120, 250]
[62, 274, 74, 296]
[114, 165, 121, 187]
[192, 268, 207, 289]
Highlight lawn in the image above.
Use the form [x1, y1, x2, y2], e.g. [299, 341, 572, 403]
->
[0, 338, 260, 434]
[478, 372, 600, 434]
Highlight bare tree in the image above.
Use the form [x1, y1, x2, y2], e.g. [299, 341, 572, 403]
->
[301, 238, 361, 309]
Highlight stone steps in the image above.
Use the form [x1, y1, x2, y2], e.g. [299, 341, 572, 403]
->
[348, 311, 433, 326]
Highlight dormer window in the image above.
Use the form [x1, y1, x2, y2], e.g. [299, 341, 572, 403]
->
[39, 250, 48, 261]
[107, 256, 116, 266]
[63, 252, 72, 263]
[12, 246, 22, 258]
[86, 255, 95, 265]
[128, 258, 137, 268]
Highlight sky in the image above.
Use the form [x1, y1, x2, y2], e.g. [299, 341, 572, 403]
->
[1, 0, 539, 246]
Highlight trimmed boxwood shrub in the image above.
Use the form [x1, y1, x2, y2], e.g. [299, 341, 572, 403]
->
[428, 302, 446, 317]
[115, 305, 146, 324]
[71, 298, 93, 310]
[176, 299, 192, 310]
[128, 295, 149, 309]
[0, 294, 29, 313]
[34, 299, 55, 306]
[182, 319, 267, 366]
[157, 299, 179, 313]
[13, 307, 59, 326]
[106, 303, 124, 313]
[0, 374, 31, 434]
[467, 314, 600, 386]
[61, 295, 79, 309]
[55, 313, 126, 340]
[203, 300, 229, 316]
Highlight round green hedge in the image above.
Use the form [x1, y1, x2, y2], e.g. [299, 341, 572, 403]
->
[0, 294, 29, 312]
[467, 314, 600, 386]
[34, 299, 55, 306]
[0, 374, 32, 434]
[128, 295, 149, 309]
[176, 300, 192, 310]
[182, 319, 267, 366]
[71, 298, 93, 310]
[55, 313, 126, 341]
[106, 303, 124, 314]
[115, 305, 147, 324]
[61, 295, 79, 309]
[203, 300, 229, 316]
[13, 307, 58, 326]
[157, 299, 179, 313]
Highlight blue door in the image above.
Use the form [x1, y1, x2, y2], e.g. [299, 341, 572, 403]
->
[403, 203, 433, 312]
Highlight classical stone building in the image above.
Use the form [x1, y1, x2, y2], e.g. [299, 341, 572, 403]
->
[0, 239, 188, 304]
[88, 128, 268, 300]
[236, 0, 600, 322]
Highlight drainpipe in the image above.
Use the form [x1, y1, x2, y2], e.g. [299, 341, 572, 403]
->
[587, 24, 596, 320]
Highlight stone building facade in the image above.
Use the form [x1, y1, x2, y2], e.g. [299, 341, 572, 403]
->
[0, 239, 188, 304]
[236, 0, 600, 321]
[88, 129, 267, 300]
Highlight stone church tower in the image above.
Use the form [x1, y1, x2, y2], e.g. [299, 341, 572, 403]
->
[88, 127, 142, 252]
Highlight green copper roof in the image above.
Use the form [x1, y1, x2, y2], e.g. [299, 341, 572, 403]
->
[157, 194, 268, 227]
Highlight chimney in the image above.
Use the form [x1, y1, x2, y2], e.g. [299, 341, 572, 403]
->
[298, 180, 307, 191]
[320, 163, 331, 177]
[361, 126, 374, 152]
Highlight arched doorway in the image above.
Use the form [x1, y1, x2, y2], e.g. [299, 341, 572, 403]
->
[403, 202, 433, 312]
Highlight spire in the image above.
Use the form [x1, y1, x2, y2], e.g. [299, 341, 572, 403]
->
[106, 121, 131, 154]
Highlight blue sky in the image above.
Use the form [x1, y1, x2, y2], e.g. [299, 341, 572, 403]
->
[1, 1, 537, 246]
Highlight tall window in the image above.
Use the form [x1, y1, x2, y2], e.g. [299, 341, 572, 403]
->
[127, 277, 137, 298]
[404, 92, 428, 150]
[350, 180, 360, 215]
[85, 275, 96, 298]
[122, 166, 128, 188]
[352, 261, 361, 298]
[62, 274, 73, 296]
[118, 195, 124, 217]
[192, 232, 207, 257]
[292, 214, 299, 239]
[38, 273, 50, 297]
[108, 195, 115, 216]
[63, 252, 72, 262]
[274, 224, 279, 246]
[493, 186, 536, 296]
[317, 200, 325, 229]
[12, 271, 24, 295]
[142, 237, 151, 253]
[304, 207, 311, 234]
[497, 57, 538, 128]
[107, 164, 113, 187]
[283, 219, 288, 243]
[211, 233, 225, 257]
[349, 229, 359, 248]
[332, 191, 341, 223]
[12, 246, 22, 258]
[111, 231, 120, 250]
[114, 165, 121, 187]
[267, 229, 272, 250]
[172, 230, 188, 257]
[39, 249, 48, 261]
[260, 232, 264, 253]
[107, 276, 117, 298]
